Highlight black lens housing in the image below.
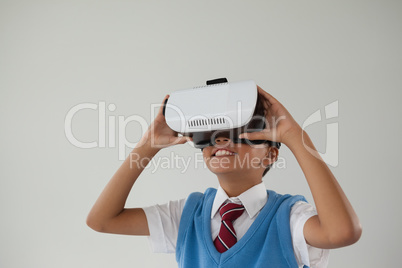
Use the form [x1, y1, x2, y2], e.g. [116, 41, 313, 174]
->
[193, 98, 281, 150]
[199, 137, 280, 150]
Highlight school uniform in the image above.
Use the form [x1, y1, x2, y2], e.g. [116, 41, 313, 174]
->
[143, 182, 329, 267]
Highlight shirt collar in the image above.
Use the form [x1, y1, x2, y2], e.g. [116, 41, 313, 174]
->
[211, 181, 268, 219]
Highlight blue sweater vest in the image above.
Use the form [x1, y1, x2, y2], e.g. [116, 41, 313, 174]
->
[176, 188, 308, 268]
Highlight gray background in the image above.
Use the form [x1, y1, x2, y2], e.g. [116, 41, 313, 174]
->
[1, 0, 401, 267]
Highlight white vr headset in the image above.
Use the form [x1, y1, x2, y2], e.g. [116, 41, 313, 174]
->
[163, 78, 280, 149]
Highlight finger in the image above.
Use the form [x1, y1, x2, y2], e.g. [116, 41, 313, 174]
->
[259, 93, 271, 111]
[257, 85, 279, 105]
[238, 130, 272, 141]
[157, 94, 170, 116]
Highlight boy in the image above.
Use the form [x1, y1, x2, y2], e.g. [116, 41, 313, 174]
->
[87, 85, 362, 267]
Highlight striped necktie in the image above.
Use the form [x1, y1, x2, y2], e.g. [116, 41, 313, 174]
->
[213, 202, 245, 253]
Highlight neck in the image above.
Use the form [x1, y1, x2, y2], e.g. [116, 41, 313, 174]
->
[216, 172, 263, 197]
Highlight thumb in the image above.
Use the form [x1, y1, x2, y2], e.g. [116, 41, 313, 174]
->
[170, 136, 192, 145]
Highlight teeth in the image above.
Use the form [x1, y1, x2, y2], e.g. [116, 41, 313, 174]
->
[215, 150, 235, 156]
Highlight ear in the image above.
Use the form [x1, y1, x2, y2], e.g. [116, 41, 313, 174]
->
[262, 147, 279, 166]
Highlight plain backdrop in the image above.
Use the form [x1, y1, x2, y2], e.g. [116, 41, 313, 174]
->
[1, 0, 401, 267]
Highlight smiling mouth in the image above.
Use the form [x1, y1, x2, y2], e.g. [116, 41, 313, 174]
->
[212, 150, 237, 157]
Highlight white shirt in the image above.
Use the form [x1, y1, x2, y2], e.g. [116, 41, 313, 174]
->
[143, 182, 329, 267]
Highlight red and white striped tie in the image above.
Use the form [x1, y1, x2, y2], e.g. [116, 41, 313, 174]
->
[214, 202, 245, 253]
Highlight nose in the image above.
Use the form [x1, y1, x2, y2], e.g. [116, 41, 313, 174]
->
[214, 136, 231, 146]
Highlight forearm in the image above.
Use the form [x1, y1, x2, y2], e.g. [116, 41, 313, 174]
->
[285, 129, 362, 246]
[86, 138, 159, 229]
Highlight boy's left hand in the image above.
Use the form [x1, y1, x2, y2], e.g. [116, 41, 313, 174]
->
[238, 85, 302, 146]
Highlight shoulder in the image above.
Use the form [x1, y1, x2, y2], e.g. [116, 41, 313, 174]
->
[184, 187, 217, 206]
[291, 201, 316, 216]
[187, 187, 217, 198]
[267, 189, 307, 206]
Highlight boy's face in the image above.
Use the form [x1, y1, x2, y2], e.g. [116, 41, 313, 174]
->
[201, 136, 277, 177]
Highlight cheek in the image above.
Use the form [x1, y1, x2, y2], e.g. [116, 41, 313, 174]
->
[235, 151, 267, 168]
[201, 148, 213, 161]
[237, 149, 264, 159]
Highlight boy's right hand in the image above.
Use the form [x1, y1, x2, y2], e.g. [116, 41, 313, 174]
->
[140, 94, 192, 151]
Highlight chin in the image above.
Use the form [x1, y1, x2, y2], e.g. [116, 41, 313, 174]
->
[207, 166, 241, 175]
[211, 170, 236, 175]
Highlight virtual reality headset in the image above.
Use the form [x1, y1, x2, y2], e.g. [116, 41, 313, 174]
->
[163, 78, 281, 150]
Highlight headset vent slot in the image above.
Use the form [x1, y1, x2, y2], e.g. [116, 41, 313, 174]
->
[193, 82, 228, 90]
[188, 117, 226, 128]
